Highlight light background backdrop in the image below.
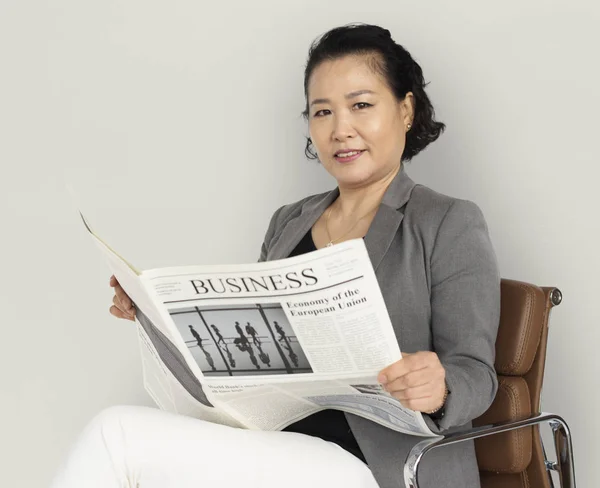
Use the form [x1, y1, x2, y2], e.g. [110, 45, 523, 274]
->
[1, 1, 598, 486]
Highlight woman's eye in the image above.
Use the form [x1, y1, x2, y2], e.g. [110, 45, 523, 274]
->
[313, 104, 370, 117]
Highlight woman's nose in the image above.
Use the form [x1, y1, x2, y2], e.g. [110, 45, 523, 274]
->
[332, 115, 356, 140]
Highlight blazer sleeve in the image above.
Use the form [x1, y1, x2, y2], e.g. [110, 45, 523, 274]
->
[429, 199, 501, 431]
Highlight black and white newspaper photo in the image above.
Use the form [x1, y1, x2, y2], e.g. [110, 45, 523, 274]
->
[169, 303, 312, 376]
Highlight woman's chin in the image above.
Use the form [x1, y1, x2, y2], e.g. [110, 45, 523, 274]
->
[327, 163, 379, 189]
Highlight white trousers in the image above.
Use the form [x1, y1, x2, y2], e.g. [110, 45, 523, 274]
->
[50, 406, 380, 488]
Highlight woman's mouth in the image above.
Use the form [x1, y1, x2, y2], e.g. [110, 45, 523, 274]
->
[334, 150, 365, 163]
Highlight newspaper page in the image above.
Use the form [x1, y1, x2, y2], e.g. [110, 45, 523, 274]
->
[83, 214, 436, 437]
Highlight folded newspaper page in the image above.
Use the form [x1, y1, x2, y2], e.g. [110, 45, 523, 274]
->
[81, 213, 437, 437]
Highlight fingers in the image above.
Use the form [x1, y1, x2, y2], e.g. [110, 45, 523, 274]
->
[391, 384, 437, 410]
[109, 275, 132, 311]
[110, 304, 135, 321]
[378, 351, 436, 384]
[111, 295, 135, 318]
[378, 351, 446, 412]
[382, 368, 434, 392]
[115, 286, 132, 312]
[109, 275, 135, 321]
[390, 378, 447, 412]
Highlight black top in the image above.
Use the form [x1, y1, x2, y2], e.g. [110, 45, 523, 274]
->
[282, 230, 367, 464]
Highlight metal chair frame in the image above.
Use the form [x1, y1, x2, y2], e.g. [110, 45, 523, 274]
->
[403, 413, 576, 488]
[403, 286, 576, 488]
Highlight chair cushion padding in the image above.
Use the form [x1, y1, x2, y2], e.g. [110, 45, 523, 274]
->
[474, 376, 533, 473]
[480, 471, 531, 488]
[494, 281, 546, 376]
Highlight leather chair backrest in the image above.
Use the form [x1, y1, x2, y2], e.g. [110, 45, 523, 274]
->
[473, 280, 559, 488]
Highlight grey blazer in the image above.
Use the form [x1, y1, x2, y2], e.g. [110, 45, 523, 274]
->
[259, 166, 501, 488]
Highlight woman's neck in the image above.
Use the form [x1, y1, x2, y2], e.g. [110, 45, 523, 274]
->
[335, 165, 401, 218]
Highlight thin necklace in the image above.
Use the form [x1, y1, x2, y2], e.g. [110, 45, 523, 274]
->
[324, 203, 378, 247]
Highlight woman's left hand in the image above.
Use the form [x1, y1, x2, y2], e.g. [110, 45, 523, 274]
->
[377, 352, 447, 413]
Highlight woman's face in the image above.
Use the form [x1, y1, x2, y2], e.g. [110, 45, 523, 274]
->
[307, 54, 414, 189]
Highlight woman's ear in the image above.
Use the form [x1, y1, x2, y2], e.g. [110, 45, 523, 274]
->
[400, 92, 415, 125]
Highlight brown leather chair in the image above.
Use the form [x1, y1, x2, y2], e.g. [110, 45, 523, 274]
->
[403, 279, 576, 488]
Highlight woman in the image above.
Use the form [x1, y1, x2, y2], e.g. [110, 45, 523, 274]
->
[52, 23, 500, 488]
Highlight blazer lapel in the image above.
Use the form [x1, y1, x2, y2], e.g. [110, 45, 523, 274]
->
[267, 166, 417, 268]
[267, 189, 339, 261]
[363, 206, 405, 272]
[364, 166, 417, 271]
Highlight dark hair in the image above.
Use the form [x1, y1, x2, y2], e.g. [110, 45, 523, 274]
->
[302, 23, 445, 163]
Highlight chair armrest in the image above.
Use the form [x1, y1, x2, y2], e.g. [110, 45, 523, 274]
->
[403, 412, 576, 488]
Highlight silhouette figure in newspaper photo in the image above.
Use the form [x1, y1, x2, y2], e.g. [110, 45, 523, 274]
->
[188, 325, 216, 372]
[246, 321, 271, 367]
[233, 322, 260, 370]
[274, 321, 299, 367]
[210, 324, 236, 368]
[245, 322, 261, 347]
[258, 349, 271, 367]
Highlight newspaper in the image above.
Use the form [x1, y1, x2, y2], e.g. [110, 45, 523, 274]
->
[82, 214, 437, 437]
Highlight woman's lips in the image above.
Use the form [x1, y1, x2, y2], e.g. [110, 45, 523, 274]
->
[334, 150, 365, 163]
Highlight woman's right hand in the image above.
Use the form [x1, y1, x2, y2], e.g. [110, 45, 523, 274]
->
[109, 275, 135, 321]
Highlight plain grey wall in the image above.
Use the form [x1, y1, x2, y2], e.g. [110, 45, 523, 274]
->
[1, 1, 598, 486]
